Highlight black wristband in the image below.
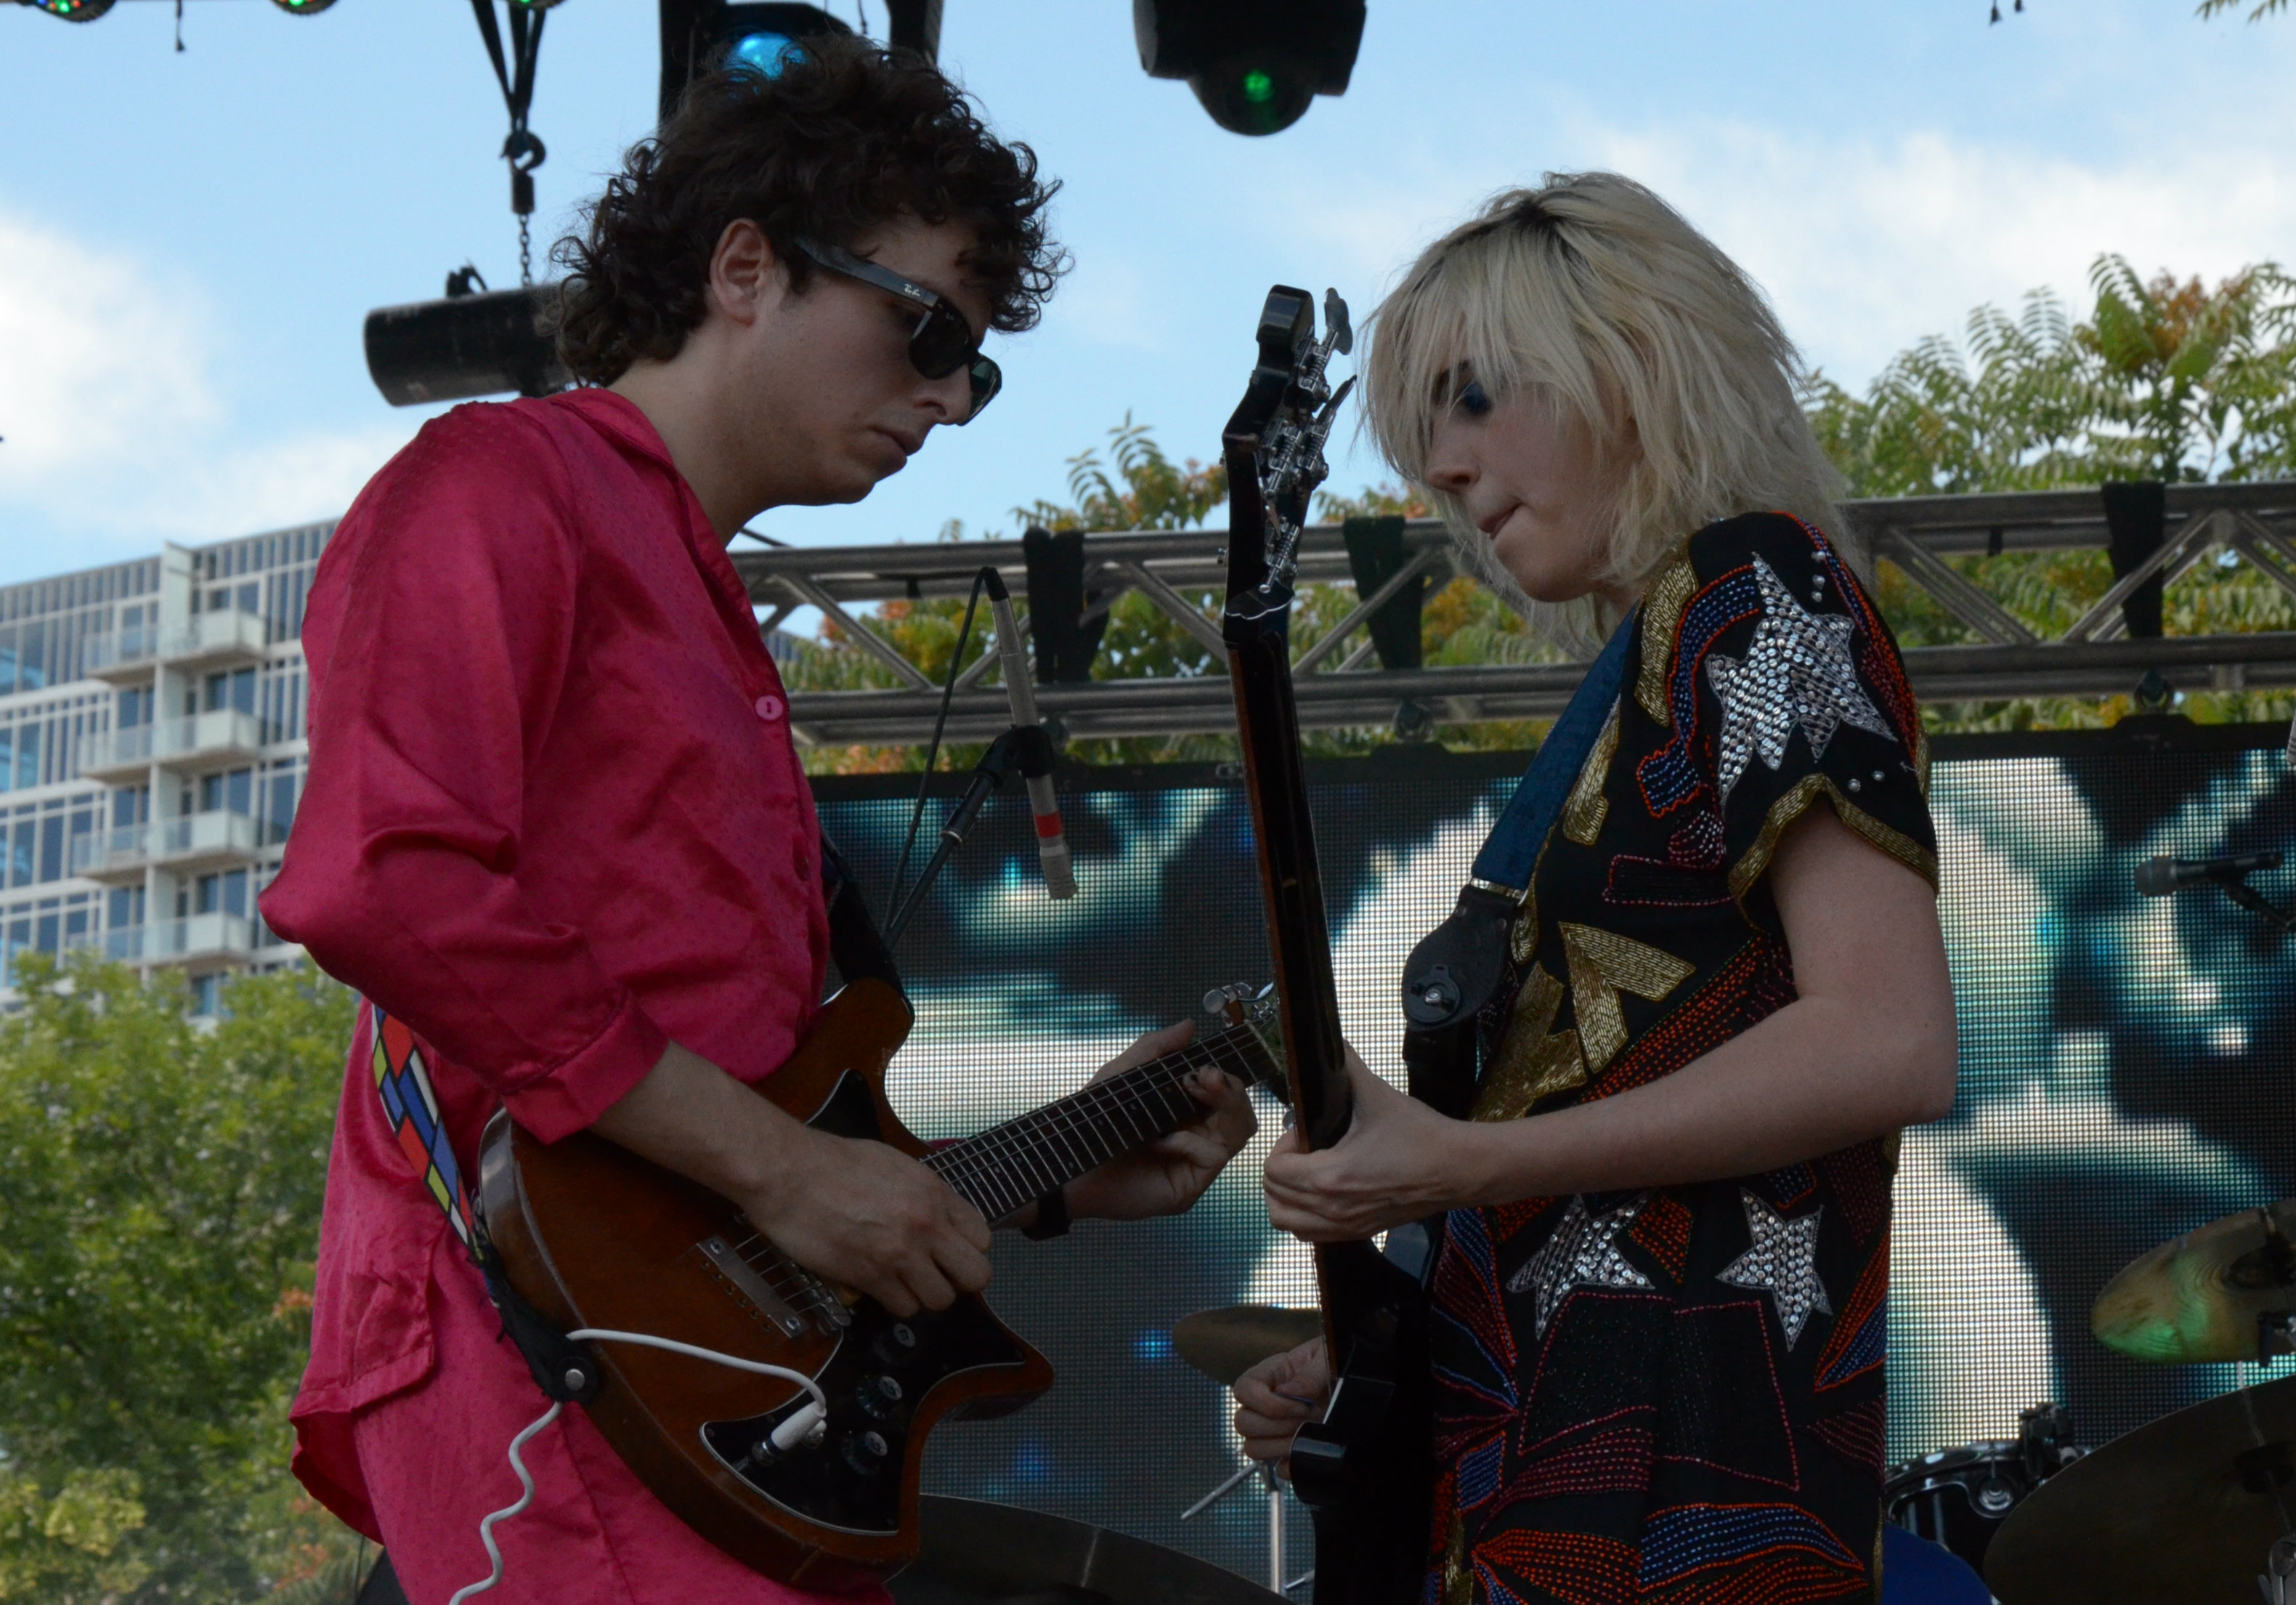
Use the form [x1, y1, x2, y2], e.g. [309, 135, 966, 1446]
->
[1021, 1184, 1070, 1240]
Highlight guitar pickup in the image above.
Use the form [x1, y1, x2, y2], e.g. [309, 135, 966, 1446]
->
[697, 1235, 812, 1341]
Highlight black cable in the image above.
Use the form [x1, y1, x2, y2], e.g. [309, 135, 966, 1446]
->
[887, 567, 989, 918]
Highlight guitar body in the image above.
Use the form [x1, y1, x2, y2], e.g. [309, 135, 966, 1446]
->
[1220, 287, 1433, 1605]
[476, 977, 1054, 1588]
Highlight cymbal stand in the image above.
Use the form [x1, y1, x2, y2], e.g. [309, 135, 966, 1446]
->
[1179, 1458, 1299, 1595]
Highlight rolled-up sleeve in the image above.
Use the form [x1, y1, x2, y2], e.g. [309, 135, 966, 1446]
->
[260, 408, 668, 1139]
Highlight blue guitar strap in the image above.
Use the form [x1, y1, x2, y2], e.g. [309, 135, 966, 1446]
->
[1470, 608, 1639, 894]
[1395, 608, 1639, 1128]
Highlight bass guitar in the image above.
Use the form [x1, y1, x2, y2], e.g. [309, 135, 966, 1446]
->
[1220, 286, 1435, 1605]
[476, 977, 1280, 1588]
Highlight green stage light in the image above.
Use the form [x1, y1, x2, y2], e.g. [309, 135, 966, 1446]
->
[268, 0, 338, 12]
[30, 0, 117, 20]
[1134, 0, 1366, 137]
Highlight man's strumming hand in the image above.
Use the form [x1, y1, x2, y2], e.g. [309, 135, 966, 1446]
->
[591, 1040, 991, 1319]
[738, 1120, 993, 1318]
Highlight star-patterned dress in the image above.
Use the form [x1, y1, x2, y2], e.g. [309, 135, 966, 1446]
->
[1424, 512, 1936, 1605]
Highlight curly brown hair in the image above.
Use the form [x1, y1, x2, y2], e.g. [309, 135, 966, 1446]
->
[553, 38, 1063, 386]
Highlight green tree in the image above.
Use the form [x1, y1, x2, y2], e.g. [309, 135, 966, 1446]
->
[790, 420, 1239, 772]
[1809, 254, 2296, 730]
[0, 958, 357, 1603]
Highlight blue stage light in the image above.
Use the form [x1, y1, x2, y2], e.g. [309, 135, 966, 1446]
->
[728, 30, 803, 78]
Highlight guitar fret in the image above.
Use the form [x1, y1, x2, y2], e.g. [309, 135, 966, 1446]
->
[923, 1026, 1273, 1220]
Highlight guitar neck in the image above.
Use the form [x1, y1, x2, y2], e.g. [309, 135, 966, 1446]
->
[1221, 441, 1352, 1155]
[923, 1024, 1274, 1223]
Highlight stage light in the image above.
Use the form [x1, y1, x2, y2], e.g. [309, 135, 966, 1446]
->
[28, 0, 116, 20]
[1134, 0, 1366, 137]
[268, 0, 336, 12]
[364, 282, 569, 408]
[727, 28, 803, 78]
[658, 2, 852, 121]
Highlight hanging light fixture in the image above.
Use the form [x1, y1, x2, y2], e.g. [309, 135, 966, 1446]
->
[28, 0, 118, 20]
[269, 0, 340, 12]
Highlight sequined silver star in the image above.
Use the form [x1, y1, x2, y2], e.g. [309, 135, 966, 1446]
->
[1705, 556, 1894, 806]
[1504, 1195, 1652, 1336]
[1716, 1190, 1831, 1349]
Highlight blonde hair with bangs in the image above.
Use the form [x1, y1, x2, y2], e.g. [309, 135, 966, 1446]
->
[1362, 172, 1851, 657]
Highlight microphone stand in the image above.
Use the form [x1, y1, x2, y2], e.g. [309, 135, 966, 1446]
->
[2213, 870, 2296, 935]
[881, 726, 1026, 950]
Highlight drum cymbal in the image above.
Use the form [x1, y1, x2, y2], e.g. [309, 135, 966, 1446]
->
[2093, 1199, 2296, 1364]
[1171, 1306, 1322, 1386]
[1985, 1374, 2296, 1604]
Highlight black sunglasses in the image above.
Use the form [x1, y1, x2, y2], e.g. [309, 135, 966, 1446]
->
[791, 237, 1002, 424]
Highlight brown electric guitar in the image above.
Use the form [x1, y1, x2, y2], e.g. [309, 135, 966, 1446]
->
[476, 977, 1280, 1588]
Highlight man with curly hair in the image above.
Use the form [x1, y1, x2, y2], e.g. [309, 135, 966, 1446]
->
[262, 40, 1254, 1604]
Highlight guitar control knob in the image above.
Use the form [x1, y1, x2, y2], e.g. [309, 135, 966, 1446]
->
[856, 1374, 903, 1421]
[840, 1431, 890, 1474]
[871, 1322, 918, 1366]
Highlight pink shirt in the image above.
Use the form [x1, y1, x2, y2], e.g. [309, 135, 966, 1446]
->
[261, 389, 831, 1578]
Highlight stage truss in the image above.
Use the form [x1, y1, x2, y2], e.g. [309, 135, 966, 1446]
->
[734, 481, 2296, 746]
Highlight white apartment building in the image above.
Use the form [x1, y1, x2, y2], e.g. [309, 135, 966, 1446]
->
[0, 524, 333, 1013]
[6, 523, 806, 1014]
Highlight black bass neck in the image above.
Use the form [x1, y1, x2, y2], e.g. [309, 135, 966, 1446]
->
[924, 1023, 1276, 1223]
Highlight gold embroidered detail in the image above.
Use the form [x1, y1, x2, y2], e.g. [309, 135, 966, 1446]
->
[1912, 722, 1932, 799]
[1561, 697, 1620, 846]
[1559, 923, 1697, 1073]
[1725, 773, 1940, 902]
[1442, 1513, 1471, 1605]
[1635, 545, 1697, 726]
[1879, 1129, 1903, 1178]
[1506, 844, 1548, 966]
[1473, 964, 1582, 1121]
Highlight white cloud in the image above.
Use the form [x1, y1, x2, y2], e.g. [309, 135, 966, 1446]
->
[1257, 99, 2296, 396]
[1583, 117, 2296, 386]
[0, 208, 414, 562]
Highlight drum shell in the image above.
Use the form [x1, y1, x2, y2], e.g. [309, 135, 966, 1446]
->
[1883, 1442, 2040, 1572]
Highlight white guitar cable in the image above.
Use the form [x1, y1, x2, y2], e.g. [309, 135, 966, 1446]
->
[445, 1329, 832, 1604]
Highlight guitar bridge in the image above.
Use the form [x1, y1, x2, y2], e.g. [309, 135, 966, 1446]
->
[697, 1235, 813, 1340]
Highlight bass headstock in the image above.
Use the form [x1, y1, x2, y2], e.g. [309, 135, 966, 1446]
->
[1220, 285, 1356, 634]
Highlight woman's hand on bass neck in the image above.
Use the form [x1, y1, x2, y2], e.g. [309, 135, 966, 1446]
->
[1262, 1045, 1487, 1241]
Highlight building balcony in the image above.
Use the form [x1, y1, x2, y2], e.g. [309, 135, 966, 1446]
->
[83, 626, 160, 683]
[72, 809, 261, 881]
[105, 912, 256, 971]
[158, 708, 264, 767]
[78, 723, 157, 781]
[159, 609, 267, 668]
[78, 709, 264, 783]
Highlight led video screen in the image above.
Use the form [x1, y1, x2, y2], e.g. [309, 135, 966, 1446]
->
[809, 725, 2296, 1582]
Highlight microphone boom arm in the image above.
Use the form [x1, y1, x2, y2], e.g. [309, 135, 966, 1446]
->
[882, 727, 1025, 950]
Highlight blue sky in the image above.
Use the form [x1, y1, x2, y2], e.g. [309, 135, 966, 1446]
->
[3, 1, 2294, 592]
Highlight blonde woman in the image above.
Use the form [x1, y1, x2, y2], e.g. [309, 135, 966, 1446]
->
[1234, 174, 1958, 1603]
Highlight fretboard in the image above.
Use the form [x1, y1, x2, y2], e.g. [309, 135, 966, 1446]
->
[923, 1022, 1278, 1223]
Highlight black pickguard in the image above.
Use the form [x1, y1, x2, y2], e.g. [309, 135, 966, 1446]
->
[698, 1072, 1036, 1536]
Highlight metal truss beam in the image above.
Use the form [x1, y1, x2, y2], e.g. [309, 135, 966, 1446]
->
[731, 482, 2296, 745]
